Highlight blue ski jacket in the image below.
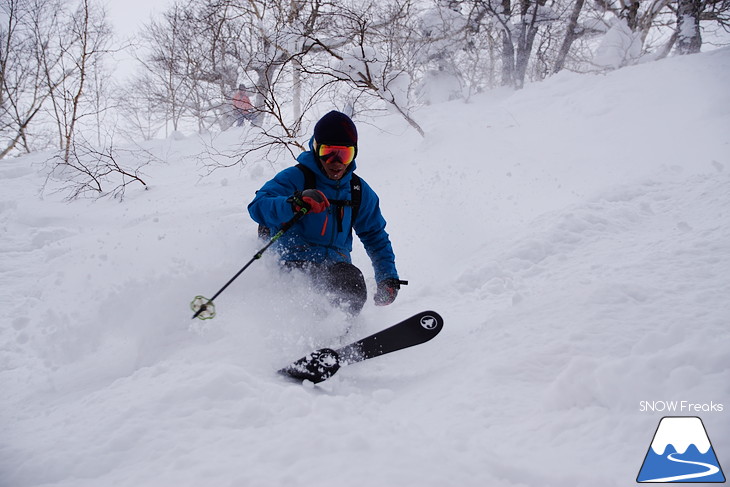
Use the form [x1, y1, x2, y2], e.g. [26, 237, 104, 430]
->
[247, 139, 399, 283]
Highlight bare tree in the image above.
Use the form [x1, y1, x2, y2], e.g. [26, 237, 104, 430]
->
[314, 2, 427, 135]
[553, 0, 588, 72]
[134, 3, 190, 135]
[128, 0, 730, 174]
[115, 75, 167, 141]
[593, 0, 678, 58]
[701, 0, 730, 29]
[0, 0, 66, 158]
[677, 0, 703, 53]
[133, 0, 429, 175]
[135, 0, 255, 136]
[44, 135, 150, 200]
[465, 0, 560, 88]
[42, 0, 112, 163]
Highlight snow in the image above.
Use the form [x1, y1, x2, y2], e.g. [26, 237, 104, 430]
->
[594, 18, 643, 68]
[2, 48, 730, 486]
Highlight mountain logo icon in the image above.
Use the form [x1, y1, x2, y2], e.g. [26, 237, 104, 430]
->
[637, 416, 726, 483]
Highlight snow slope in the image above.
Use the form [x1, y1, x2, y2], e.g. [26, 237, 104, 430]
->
[1, 48, 729, 487]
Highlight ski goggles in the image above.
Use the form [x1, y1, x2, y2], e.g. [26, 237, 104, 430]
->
[317, 144, 356, 165]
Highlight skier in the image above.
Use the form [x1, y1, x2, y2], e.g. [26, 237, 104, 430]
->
[247, 110, 403, 315]
[232, 85, 256, 126]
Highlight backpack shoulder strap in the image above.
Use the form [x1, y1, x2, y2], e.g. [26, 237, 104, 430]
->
[295, 163, 316, 190]
[283, 165, 361, 235]
[349, 173, 361, 226]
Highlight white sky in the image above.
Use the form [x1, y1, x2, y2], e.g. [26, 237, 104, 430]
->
[106, 0, 170, 40]
[105, 0, 173, 78]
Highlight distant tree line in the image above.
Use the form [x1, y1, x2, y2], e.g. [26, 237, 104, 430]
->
[1, 0, 728, 194]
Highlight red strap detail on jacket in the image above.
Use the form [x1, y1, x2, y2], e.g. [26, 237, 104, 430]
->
[320, 214, 329, 236]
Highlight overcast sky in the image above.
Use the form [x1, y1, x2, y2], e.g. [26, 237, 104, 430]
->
[105, 0, 172, 78]
[106, 0, 169, 40]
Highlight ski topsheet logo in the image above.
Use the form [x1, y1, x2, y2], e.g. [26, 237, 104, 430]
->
[637, 417, 725, 483]
[420, 315, 438, 330]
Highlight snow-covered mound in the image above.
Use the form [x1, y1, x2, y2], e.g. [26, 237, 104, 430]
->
[1, 48, 729, 487]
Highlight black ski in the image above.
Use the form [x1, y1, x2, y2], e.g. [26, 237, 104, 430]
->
[279, 310, 444, 383]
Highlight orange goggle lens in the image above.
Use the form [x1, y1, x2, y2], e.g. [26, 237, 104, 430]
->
[317, 144, 356, 165]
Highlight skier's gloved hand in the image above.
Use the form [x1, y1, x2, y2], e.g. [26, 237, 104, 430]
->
[374, 278, 401, 306]
[288, 189, 330, 214]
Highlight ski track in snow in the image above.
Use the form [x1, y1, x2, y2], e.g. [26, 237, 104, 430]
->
[1, 48, 730, 487]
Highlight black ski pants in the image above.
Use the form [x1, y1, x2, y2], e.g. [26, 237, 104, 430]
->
[284, 261, 367, 316]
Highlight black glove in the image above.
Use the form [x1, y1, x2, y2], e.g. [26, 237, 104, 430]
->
[288, 189, 330, 214]
[374, 278, 402, 306]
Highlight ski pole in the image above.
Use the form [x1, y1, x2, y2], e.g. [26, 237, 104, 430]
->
[191, 208, 308, 320]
